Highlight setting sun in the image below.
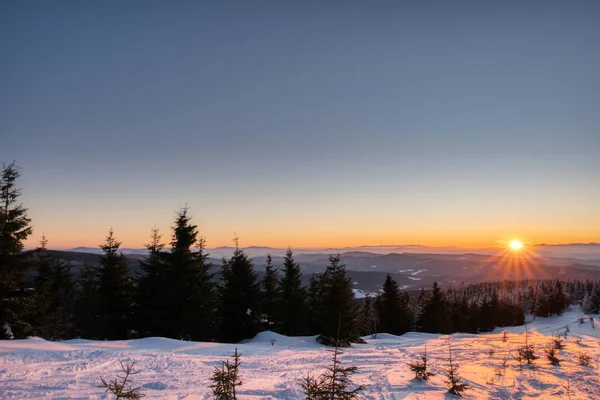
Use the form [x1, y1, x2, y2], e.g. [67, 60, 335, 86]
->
[510, 239, 524, 251]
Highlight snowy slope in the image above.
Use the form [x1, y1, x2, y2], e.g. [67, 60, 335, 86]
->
[1, 310, 599, 399]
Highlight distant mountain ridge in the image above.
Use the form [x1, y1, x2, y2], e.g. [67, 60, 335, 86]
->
[68, 243, 600, 260]
[48, 247, 600, 296]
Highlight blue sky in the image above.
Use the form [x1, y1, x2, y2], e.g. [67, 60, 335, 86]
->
[1, 1, 599, 248]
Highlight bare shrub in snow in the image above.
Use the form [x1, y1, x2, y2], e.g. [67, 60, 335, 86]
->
[559, 379, 574, 400]
[99, 361, 145, 399]
[494, 353, 509, 377]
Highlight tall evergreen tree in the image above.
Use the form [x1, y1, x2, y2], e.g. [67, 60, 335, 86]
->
[417, 282, 450, 334]
[73, 263, 99, 338]
[582, 285, 600, 314]
[260, 254, 280, 331]
[32, 236, 75, 339]
[479, 291, 500, 332]
[162, 208, 214, 340]
[0, 162, 34, 339]
[359, 295, 377, 337]
[136, 227, 168, 337]
[97, 229, 134, 339]
[376, 274, 413, 335]
[549, 279, 568, 316]
[217, 242, 261, 343]
[314, 255, 360, 346]
[306, 274, 323, 335]
[184, 236, 215, 340]
[278, 248, 307, 335]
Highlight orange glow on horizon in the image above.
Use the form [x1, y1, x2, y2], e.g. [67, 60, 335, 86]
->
[23, 229, 597, 251]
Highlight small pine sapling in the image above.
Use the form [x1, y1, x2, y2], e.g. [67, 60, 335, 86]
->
[210, 348, 243, 400]
[298, 314, 366, 400]
[518, 344, 538, 366]
[512, 350, 524, 370]
[299, 373, 323, 400]
[544, 343, 561, 366]
[576, 351, 592, 367]
[517, 325, 538, 366]
[502, 331, 508, 343]
[99, 361, 145, 399]
[407, 346, 435, 381]
[442, 339, 470, 397]
[553, 336, 564, 350]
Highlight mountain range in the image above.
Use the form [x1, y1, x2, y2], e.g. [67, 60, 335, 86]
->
[53, 243, 600, 296]
[71, 242, 600, 260]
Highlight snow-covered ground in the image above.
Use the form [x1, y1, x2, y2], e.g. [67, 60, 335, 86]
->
[1, 310, 599, 399]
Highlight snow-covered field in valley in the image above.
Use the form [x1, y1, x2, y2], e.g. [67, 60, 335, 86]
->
[1, 310, 599, 399]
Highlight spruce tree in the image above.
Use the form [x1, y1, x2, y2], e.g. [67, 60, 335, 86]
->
[217, 242, 261, 343]
[582, 286, 600, 314]
[184, 236, 215, 340]
[315, 255, 360, 346]
[31, 236, 53, 334]
[549, 280, 568, 315]
[278, 248, 307, 336]
[417, 282, 450, 334]
[73, 263, 99, 338]
[306, 274, 323, 335]
[0, 162, 34, 339]
[376, 274, 412, 335]
[260, 254, 280, 331]
[136, 228, 168, 337]
[359, 295, 376, 337]
[32, 236, 75, 339]
[162, 208, 214, 340]
[98, 229, 134, 339]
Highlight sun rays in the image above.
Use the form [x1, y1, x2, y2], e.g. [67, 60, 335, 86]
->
[479, 239, 547, 281]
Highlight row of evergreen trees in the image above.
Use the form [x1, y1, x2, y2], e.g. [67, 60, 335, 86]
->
[0, 162, 596, 343]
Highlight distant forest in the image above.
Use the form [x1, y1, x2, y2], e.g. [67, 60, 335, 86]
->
[2, 162, 600, 343]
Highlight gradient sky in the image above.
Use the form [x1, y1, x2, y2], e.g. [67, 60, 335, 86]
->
[1, 1, 599, 249]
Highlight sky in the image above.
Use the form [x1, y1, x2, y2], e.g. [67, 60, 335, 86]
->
[1, 1, 599, 250]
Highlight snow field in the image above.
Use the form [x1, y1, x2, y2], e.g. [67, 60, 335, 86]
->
[0, 310, 599, 399]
